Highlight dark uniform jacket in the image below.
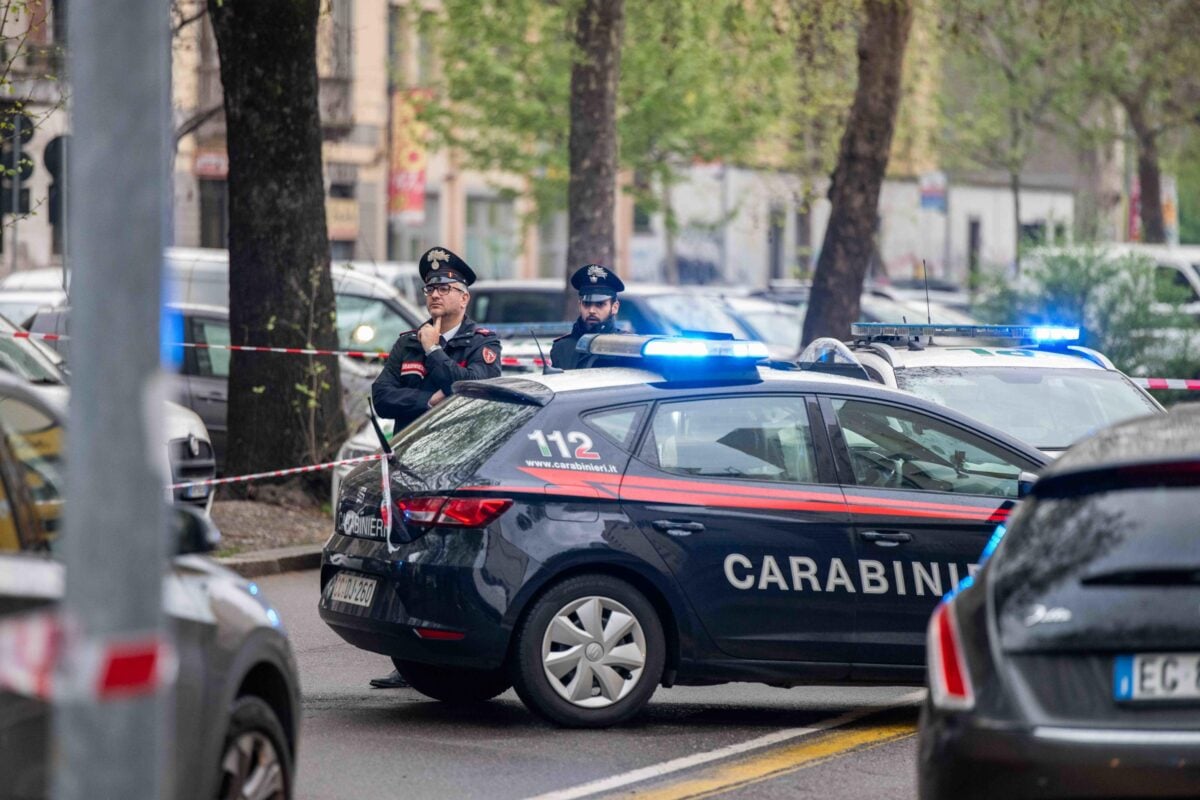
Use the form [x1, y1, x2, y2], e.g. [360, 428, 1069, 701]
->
[371, 316, 501, 429]
[549, 316, 620, 370]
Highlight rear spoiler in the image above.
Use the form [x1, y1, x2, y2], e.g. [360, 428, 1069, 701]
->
[453, 377, 554, 406]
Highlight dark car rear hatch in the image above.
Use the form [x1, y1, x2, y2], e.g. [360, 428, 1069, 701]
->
[988, 461, 1200, 725]
[336, 391, 542, 542]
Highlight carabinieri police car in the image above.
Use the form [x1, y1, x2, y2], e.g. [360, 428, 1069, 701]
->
[802, 323, 1164, 456]
[319, 334, 1047, 727]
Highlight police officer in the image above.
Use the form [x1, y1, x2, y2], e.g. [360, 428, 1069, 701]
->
[371, 246, 502, 429]
[549, 263, 626, 370]
[368, 246, 501, 689]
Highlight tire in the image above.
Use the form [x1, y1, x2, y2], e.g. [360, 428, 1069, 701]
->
[218, 695, 293, 800]
[393, 659, 511, 704]
[511, 574, 665, 728]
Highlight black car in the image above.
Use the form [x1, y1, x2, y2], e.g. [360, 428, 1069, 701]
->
[918, 403, 1200, 799]
[319, 335, 1047, 727]
[0, 375, 301, 799]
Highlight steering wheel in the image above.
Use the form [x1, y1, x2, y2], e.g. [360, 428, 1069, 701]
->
[852, 450, 904, 488]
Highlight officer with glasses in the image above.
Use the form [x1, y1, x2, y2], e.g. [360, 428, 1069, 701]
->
[367, 246, 502, 690]
[371, 246, 502, 432]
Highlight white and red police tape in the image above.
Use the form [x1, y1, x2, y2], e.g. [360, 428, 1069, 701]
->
[0, 609, 175, 701]
[168, 452, 387, 492]
[12, 329, 391, 360]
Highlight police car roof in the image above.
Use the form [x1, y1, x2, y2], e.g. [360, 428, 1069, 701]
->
[862, 344, 1109, 371]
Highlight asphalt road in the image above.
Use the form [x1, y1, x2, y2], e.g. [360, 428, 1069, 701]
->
[260, 570, 924, 800]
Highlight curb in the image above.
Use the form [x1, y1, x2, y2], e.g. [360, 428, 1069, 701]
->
[217, 544, 323, 578]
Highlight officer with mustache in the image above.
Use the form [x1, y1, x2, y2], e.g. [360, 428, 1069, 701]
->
[549, 263, 626, 370]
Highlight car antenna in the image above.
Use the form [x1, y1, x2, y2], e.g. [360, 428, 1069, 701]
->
[922, 259, 933, 325]
[366, 396, 394, 459]
[531, 328, 563, 375]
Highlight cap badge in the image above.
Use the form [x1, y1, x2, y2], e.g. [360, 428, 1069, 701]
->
[427, 249, 451, 268]
[587, 264, 607, 283]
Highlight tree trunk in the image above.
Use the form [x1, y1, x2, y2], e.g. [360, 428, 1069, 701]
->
[801, 0, 914, 346]
[1126, 104, 1166, 243]
[565, 0, 624, 314]
[208, 0, 347, 497]
[661, 174, 679, 284]
[1010, 168, 1023, 275]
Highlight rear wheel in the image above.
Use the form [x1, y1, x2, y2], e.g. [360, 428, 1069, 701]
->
[393, 659, 511, 703]
[511, 574, 665, 728]
[218, 695, 292, 800]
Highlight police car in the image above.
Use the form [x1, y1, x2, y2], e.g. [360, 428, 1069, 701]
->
[319, 335, 1047, 727]
[805, 324, 1164, 455]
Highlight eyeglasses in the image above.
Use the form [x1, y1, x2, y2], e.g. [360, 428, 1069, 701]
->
[422, 284, 466, 297]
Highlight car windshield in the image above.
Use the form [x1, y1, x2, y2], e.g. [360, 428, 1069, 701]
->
[0, 317, 64, 384]
[335, 294, 415, 352]
[642, 294, 753, 338]
[736, 308, 801, 349]
[895, 366, 1159, 451]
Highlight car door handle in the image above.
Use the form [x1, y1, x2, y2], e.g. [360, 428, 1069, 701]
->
[652, 520, 705, 535]
[199, 392, 227, 401]
[859, 530, 912, 546]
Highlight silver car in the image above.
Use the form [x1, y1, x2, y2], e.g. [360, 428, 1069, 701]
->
[0, 376, 300, 799]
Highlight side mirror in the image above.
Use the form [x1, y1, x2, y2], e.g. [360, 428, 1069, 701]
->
[174, 505, 221, 555]
[1017, 471, 1038, 499]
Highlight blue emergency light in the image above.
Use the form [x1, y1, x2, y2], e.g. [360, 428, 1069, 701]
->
[578, 333, 768, 381]
[850, 323, 1080, 344]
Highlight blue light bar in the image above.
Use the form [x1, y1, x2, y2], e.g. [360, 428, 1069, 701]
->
[851, 323, 1080, 343]
[581, 333, 769, 362]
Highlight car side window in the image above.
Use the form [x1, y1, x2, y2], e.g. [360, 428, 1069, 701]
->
[1154, 265, 1200, 304]
[583, 405, 646, 451]
[0, 396, 64, 552]
[831, 398, 1029, 497]
[643, 395, 819, 484]
[193, 317, 231, 379]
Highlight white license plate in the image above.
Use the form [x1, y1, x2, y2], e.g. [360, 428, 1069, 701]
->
[328, 572, 377, 608]
[184, 483, 210, 499]
[1114, 653, 1200, 701]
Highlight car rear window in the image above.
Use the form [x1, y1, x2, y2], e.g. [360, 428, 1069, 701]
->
[992, 481, 1200, 616]
[390, 394, 538, 483]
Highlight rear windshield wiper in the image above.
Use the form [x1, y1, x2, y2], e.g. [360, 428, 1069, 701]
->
[1082, 567, 1200, 587]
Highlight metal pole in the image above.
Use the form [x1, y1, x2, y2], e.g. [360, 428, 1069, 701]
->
[53, 0, 171, 797]
[11, 112, 19, 273]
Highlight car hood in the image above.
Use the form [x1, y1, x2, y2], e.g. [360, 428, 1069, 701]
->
[164, 400, 210, 444]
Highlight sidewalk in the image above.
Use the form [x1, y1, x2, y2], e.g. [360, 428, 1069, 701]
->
[212, 499, 331, 577]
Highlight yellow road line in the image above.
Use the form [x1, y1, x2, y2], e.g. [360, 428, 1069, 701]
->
[607, 722, 917, 800]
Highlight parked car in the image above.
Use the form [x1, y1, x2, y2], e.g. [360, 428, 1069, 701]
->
[0, 374, 300, 799]
[470, 279, 758, 339]
[336, 259, 423, 306]
[0, 310, 215, 509]
[918, 403, 1200, 799]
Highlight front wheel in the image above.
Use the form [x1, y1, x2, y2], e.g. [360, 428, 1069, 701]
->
[511, 574, 665, 727]
[393, 659, 511, 704]
[218, 695, 292, 800]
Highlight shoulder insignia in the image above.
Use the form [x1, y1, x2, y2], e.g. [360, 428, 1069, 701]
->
[482, 347, 497, 365]
[474, 327, 493, 336]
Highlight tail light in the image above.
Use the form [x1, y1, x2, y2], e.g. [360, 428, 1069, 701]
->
[927, 601, 975, 710]
[396, 496, 513, 529]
